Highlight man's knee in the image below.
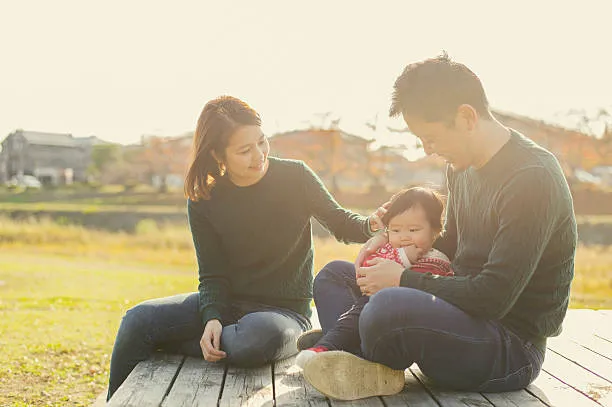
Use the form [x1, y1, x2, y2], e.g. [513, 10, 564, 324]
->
[359, 288, 432, 350]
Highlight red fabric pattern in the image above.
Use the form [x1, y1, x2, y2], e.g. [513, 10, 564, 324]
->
[363, 243, 402, 265]
[362, 243, 453, 277]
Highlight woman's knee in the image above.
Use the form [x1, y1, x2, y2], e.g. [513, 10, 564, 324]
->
[120, 300, 158, 334]
[313, 260, 355, 291]
[223, 313, 299, 367]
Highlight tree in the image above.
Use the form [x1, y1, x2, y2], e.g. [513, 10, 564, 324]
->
[134, 136, 191, 192]
[562, 107, 612, 168]
[88, 144, 122, 182]
[564, 107, 612, 137]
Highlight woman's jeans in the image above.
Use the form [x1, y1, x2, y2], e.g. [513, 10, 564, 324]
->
[313, 261, 546, 392]
[107, 292, 311, 400]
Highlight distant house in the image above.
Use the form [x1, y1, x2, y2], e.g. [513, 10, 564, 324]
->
[0, 130, 106, 185]
[270, 129, 373, 193]
[370, 148, 446, 191]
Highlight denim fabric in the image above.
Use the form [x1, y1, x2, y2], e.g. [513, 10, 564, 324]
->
[313, 261, 545, 392]
[107, 292, 310, 400]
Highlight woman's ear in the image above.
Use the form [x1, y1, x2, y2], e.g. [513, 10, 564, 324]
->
[211, 150, 221, 164]
[211, 150, 226, 176]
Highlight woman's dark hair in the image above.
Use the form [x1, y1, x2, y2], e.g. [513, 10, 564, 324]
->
[184, 96, 261, 201]
[381, 187, 444, 231]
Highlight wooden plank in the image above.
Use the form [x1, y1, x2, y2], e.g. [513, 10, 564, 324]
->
[409, 365, 493, 407]
[556, 310, 612, 364]
[161, 357, 226, 407]
[542, 347, 612, 406]
[593, 310, 612, 342]
[526, 370, 601, 407]
[273, 356, 329, 407]
[108, 353, 184, 407]
[596, 310, 612, 319]
[219, 364, 274, 407]
[547, 337, 612, 383]
[564, 330, 612, 363]
[382, 365, 440, 407]
[562, 309, 612, 343]
[480, 389, 547, 406]
[328, 397, 384, 406]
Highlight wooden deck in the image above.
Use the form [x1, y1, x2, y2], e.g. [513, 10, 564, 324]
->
[106, 309, 612, 406]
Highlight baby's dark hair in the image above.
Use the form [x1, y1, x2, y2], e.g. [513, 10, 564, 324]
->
[381, 187, 444, 231]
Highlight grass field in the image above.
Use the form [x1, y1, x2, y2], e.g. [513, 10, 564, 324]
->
[0, 217, 611, 406]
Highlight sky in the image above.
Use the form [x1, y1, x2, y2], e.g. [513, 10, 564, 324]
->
[1, 0, 610, 159]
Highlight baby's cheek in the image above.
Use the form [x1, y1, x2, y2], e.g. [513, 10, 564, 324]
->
[415, 236, 432, 250]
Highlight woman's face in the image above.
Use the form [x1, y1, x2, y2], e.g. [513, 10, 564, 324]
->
[222, 125, 270, 186]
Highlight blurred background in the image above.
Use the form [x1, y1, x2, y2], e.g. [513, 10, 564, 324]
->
[1, 1, 611, 405]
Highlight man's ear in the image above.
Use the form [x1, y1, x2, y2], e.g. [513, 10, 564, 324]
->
[455, 104, 478, 133]
[433, 228, 442, 241]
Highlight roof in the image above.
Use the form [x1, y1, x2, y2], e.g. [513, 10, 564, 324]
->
[9, 130, 77, 147]
[8, 130, 104, 148]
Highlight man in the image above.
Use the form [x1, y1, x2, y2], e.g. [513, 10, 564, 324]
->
[301, 53, 577, 400]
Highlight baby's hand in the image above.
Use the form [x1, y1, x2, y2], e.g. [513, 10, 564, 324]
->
[403, 245, 425, 263]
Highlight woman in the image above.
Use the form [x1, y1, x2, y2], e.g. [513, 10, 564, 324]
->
[107, 95, 383, 399]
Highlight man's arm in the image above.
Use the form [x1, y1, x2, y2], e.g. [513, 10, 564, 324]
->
[400, 167, 561, 319]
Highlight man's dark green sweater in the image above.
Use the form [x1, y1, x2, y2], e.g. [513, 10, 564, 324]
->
[188, 157, 372, 327]
[401, 130, 577, 345]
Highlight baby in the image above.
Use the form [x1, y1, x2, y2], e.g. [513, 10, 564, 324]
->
[297, 187, 453, 367]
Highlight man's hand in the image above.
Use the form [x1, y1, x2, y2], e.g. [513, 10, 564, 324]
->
[355, 234, 387, 272]
[356, 257, 404, 296]
[403, 245, 425, 263]
[200, 319, 226, 362]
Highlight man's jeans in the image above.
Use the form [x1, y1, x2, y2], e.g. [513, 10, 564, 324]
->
[107, 293, 310, 400]
[313, 261, 545, 392]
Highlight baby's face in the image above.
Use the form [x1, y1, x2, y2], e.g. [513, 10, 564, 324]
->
[386, 205, 437, 252]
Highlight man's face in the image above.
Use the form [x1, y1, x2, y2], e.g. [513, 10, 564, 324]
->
[402, 112, 474, 171]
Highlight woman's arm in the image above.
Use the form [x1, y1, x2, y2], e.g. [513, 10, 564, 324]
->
[187, 200, 231, 327]
[300, 162, 374, 244]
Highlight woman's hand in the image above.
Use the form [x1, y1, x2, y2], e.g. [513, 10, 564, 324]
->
[200, 319, 226, 362]
[367, 202, 391, 232]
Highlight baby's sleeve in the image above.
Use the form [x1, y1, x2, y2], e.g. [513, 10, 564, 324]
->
[397, 247, 412, 268]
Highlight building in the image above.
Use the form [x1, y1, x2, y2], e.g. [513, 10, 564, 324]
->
[0, 130, 106, 185]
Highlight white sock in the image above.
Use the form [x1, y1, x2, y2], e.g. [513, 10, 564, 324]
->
[296, 350, 317, 369]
